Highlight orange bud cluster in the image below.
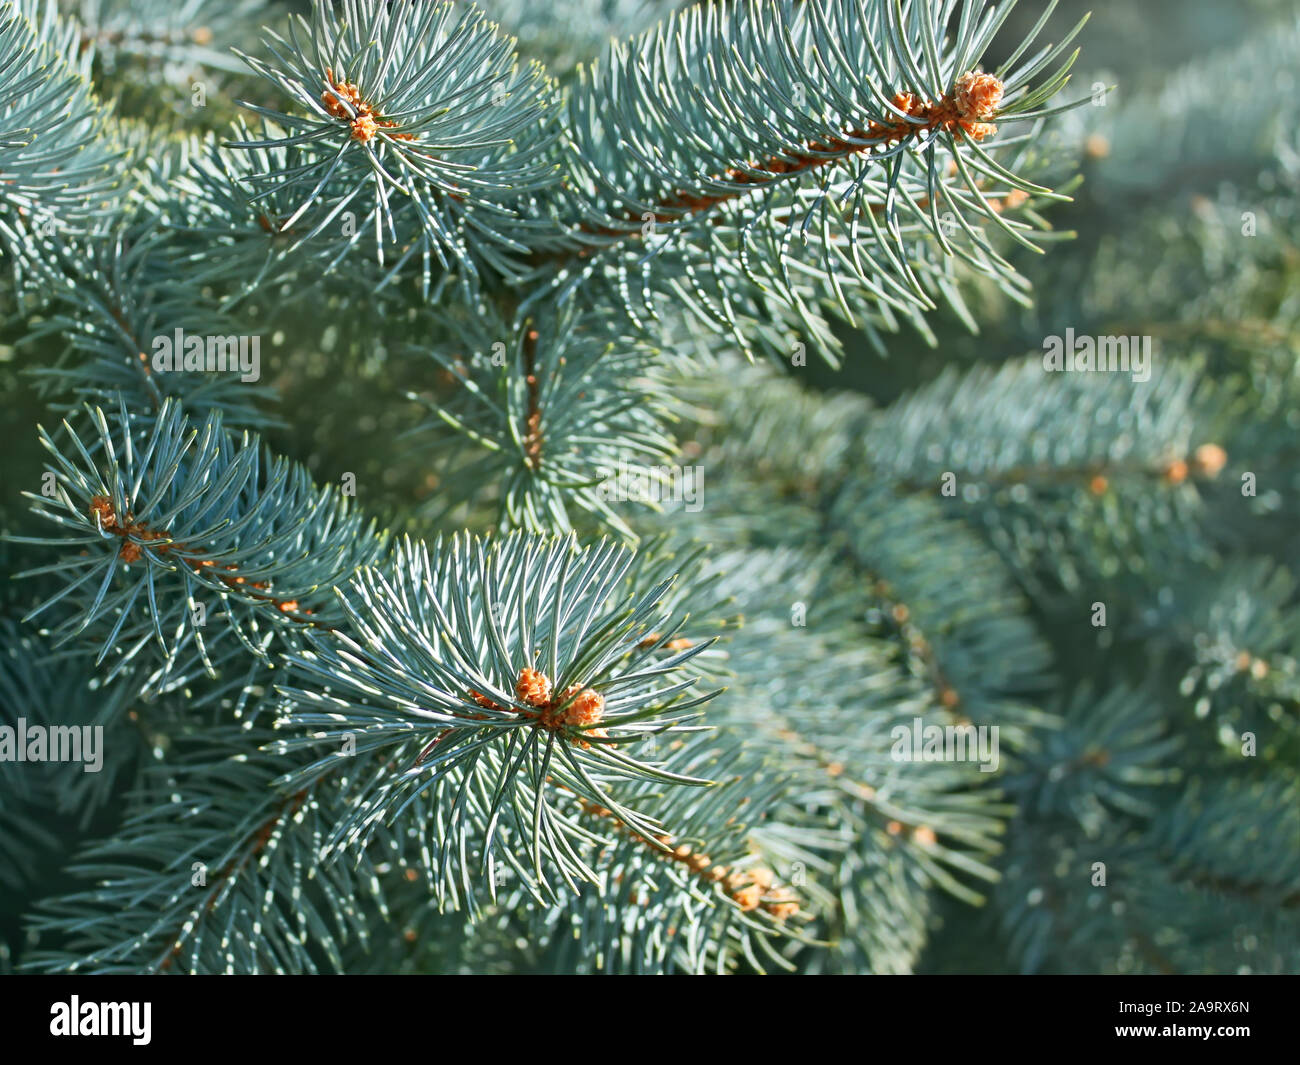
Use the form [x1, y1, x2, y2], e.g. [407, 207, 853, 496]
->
[998, 188, 1030, 213]
[1235, 652, 1270, 680]
[871, 81, 1002, 146]
[470, 667, 608, 745]
[322, 67, 416, 143]
[321, 69, 364, 118]
[514, 666, 552, 707]
[556, 686, 605, 728]
[725, 866, 800, 918]
[90, 494, 170, 562]
[349, 113, 379, 143]
[1163, 444, 1228, 484]
[859, 72, 1005, 148]
[1192, 443, 1228, 477]
[953, 71, 1004, 121]
[1085, 133, 1111, 159]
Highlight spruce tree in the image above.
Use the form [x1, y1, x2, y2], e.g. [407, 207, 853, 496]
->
[0, 0, 1295, 976]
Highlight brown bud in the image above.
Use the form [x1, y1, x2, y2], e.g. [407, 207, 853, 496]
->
[1192, 443, 1227, 478]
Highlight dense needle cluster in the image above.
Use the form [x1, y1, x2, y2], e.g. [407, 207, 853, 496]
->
[17, 0, 1293, 981]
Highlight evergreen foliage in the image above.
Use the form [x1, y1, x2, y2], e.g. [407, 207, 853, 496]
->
[0, 0, 1295, 975]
